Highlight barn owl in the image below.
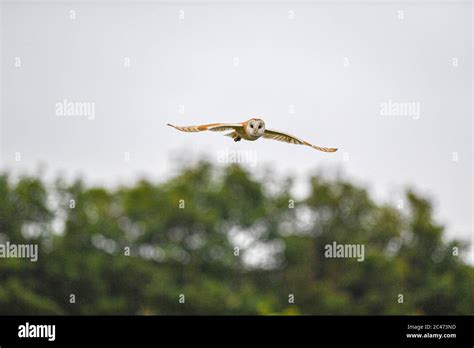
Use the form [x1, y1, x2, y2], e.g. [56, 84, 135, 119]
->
[167, 118, 337, 153]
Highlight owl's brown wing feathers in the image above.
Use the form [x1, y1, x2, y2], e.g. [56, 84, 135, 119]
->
[263, 129, 337, 153]
[167, 123, 243, 133]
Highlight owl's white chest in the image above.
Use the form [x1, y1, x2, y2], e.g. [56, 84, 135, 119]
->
[240, 129, 262, 141]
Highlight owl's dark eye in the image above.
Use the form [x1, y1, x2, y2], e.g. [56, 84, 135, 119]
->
[258, 125, 262, 129]
[250, 124, 254, 128]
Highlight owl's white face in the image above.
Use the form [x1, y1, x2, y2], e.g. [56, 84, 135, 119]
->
[246, 118, 265, 137]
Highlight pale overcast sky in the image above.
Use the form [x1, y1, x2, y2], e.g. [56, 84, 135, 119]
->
[1, 1, 472, 261]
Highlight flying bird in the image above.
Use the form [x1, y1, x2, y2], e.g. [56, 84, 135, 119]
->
[167, 118, 337, 153]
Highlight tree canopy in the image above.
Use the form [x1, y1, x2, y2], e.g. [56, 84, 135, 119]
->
[0, 161, 472, 315]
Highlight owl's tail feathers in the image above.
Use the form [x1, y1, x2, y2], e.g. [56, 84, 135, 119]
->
[224, 131, 237, 138]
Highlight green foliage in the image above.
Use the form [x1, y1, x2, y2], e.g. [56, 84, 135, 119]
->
[0, 163, 472, 315]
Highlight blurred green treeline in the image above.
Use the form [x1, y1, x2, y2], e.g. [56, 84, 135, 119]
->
[0, 161, 473, 315]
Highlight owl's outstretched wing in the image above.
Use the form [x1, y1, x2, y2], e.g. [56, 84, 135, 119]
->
[167, 123, 243, 133]
[263, 129, 337, 153]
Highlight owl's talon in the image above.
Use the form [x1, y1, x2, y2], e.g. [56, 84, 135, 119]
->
[234, 136, 241, 142]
